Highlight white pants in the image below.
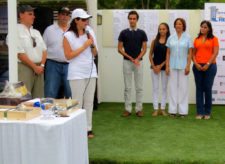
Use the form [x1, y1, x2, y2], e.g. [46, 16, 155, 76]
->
[70, 78, 96, 131]
[123, 60, 143, 112]
[151, 70, 168, 110]
[168, 69, 189, 115]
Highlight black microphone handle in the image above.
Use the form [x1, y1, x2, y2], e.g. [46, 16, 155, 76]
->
[86, 30, 95, 48]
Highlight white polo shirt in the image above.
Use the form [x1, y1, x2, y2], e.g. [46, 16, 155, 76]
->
[17, 23, 46, 63]
[43, 23, 68, 62]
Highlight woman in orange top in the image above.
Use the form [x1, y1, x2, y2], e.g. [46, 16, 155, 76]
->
[192, 20, 219, 120]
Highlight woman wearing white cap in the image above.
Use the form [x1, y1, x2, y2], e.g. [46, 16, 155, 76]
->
[63, 8, 98, 138]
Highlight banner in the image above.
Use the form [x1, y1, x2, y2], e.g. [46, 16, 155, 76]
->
[205, 3, 225, 104]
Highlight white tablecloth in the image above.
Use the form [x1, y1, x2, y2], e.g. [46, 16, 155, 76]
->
[0, 109, 89, 164]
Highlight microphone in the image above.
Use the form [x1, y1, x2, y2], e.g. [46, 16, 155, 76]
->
[85, 30, 95, 48]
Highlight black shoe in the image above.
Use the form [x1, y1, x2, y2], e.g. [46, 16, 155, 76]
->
[179, 114, 186, 118]
[88, 131, 94, 138]
[169, 114, 176, 118]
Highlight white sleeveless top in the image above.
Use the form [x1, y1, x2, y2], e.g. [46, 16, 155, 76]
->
[64, 31, 97, 80]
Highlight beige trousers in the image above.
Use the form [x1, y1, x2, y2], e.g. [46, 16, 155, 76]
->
[18, 62, 44, 98]
[123, 60, 143, 112]
[70, 78, 96, 131]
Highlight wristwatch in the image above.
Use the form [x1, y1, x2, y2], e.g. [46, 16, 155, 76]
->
[40, 64, 45, 67]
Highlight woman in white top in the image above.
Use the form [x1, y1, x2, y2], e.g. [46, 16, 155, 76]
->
[63, 8, 98, 138]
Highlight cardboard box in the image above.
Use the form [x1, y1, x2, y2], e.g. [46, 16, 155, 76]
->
[0, 109, 6, 119]
[54, 99, 79, 109]
[7, 107, 41, 120]
[0, 105, 16, 119]
[57, 107, 78, 117]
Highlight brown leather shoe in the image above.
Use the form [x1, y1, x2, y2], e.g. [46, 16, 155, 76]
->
[152, 110, 158, 116]
[136, 111, 144, 117]
[122, 111, 131, 117]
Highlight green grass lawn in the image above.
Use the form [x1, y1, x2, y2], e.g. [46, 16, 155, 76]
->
[89, 103, 225, 164]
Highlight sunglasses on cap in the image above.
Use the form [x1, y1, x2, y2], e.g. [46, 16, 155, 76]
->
[76, 18, 88, 22]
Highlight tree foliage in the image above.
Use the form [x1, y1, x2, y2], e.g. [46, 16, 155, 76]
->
[98, 0, 213, 9]
[175, 0, 208, 9]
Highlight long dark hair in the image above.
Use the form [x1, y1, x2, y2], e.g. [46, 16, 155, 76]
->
[197, 20, 214, 39]
[67, 18, 85, 37]
[153, 23, 170, 50]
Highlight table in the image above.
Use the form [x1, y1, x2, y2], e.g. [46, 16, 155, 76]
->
[0, 109, 89, 164]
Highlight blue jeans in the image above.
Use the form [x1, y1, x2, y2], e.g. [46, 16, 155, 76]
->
[192, 64, 217, 115]
[44, 59, 71, 98]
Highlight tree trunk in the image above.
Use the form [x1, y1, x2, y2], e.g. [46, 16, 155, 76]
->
[142, 0, 145, 9]
[147, 0, 150, 9]
[165, 0, 169, 9]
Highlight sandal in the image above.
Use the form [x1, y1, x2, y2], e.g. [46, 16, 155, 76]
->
[152, 110, 159, 116]
[204, 115, 211, 120]
[195, 115, 203, 120]
[160, 110, 168, 116]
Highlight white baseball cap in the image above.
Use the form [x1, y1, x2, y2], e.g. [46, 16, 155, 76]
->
[71, 8, 92, 20]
